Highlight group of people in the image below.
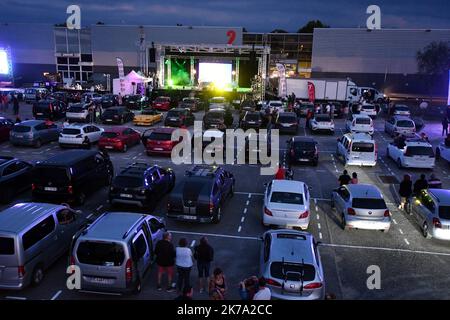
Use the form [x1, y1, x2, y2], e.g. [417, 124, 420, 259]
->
[0, 92, 20, 115]
[399, 173, 441, 211]
[338, 170, 359, 186]
[154, 232, 272, 301]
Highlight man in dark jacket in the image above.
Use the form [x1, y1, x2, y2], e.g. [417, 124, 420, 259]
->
[194, 236, 214, 294]
[155, 232, 176, 292]
[413, 174, 429, 195]
[338, 170, 352, 186]
[442, 116, 449, 136]
[398, 174, 413, 211]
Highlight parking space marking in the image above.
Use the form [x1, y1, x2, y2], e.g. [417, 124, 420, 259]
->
[404, 238, 410, 245]
[51, 290, 62, 300]
[318, 223, 321, 229]
[170, 230, 260, 241]
[316, 214, 320, 220]
[96, 205, 103, 212]
[393, 219, 398, 224]
[246, 200, 250, 206]
[237, 226, 242, 233]
[5, 296, 27, 300]
[399, 229, 404, 235]
[190, 240, 196, 248]
[241, 217, 245, 223]
[319, 232, 323, 239]
[243, 208, 247, 214]
[234, 192, 263, 196]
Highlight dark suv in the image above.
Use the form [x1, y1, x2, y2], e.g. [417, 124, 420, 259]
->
[0, 156, 33, 203]
[33, 99, 67, 120]
[100, 107, 134, 124]
[32, 150, 114, 205]
[167, 165, 235, 223]
[109, 163, 175, 208]
[203, 110, 226, 131]
[164, 108, 195, 127]
[240, 111, 263, 130]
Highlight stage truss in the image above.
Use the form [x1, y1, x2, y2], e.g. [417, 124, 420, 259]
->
[154, 43, 270, 100]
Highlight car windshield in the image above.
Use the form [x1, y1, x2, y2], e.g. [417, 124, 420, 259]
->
[12, 125, 31, 133]
[102, 95, 114, 100]
[183, 99, 196, 103]
[245, 113, 260, 121]
[352, 142, 374, 152]
[396, 106, 409, 111]
[101, 132, 119, 139]
[211, 98, 225, 103]
[405, 146, 434, 156]
[438, 206, 450, 220]
[355, 118, 371, 125]
[279, 115, 297, 123]
[397, 120, 414, 128]
[205, 112, 224, 120]
[352, 198, 387, 209]
[362, 105, 375, 110]
[0, 236, 14, 255]
[316, 115, 331, 122]
[62, 128, 81, 135]
[113, 176, 143, 188]
[270, 262, 316, 282]
[34, 167, 70, 184]
[294, 141, 315, 151]
[148, 132, 172, 141]
[167, 110, 182, 117]
[76, 241, 125, 267]
[104, 109, 119, 116]
[68, 106, 85, 113]
[270, 192, 304, 205]
[155, 98, 169, 103]
[270, 102, 282, 107]
[142, 110, 157, 115]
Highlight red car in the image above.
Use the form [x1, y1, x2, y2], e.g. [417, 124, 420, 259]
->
[98, 127, 141, 152]
[0, 118, 14, 143]
[142, 127, 181, 156]
[152, 96, 171, 111]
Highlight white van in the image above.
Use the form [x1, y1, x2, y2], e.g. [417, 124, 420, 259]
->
[345, 114, 374, 135]
[336, 133, 377, 167]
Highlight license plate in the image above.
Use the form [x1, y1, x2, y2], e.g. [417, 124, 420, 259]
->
[120, 194, 133, 198]
[153, 147, 163, 151]
[91, 277, 110, 284]
[170, 118, 177, 121]
[105, 146, 114, 149]
[181, 215, 197, 220]
[106, 119, 112, 122]
[15, 135, 23, 138]
[44, 187, 57, 192]
[299, 159, 309, 162]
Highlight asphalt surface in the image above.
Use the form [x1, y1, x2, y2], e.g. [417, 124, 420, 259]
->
[1, 102, 450, 300]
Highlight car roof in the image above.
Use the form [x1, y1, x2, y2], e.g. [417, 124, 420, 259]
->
[267, 230, 314, 264]
[103, 127, 129, 133]
[106, 107, 125, 111]
[271, 180, 305, 193]
[346, 184, 383, 199]
[345, 132, 374, 141]
[169, 108, 186, 112]
[0, 156, 17, 167]
[279, 112, 296, 116]
[80, 212, 147, 242]
[429, 189, 450, 206]
[204, 130, 224, 138]
[151, 127, 177, 134]
[405, 140, 432, 147]
[0, 203, 65, 234]
[393, 115, 413, 120]
[64, 123, 89, 128]
[15, 120, 45, 127]
[352, 114, 371, 119]
[292, 136, 316, 144]
[37, 150, 98, 167]
[186, 165, 221, 178]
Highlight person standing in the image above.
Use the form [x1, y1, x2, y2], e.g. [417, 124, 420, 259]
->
[193, 237, 214, 294]
[175, 238, 193, 294]
[338, 170, 352, 186]
[12, 94, 19, 116]
[413, 174, 429, 195]
[253, 277, 271, 300]
[118, 92, 123, 106]
[398, 174, 412, 211]
[154, 232, 176, 292]
[442, 116, 449, 136]
[208, 268, 226, 300]
[351, 172, 358, 184]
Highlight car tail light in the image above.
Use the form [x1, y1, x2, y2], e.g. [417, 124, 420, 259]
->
[304, 282, 323, 289]
[347, 208, 356, 215]
[433, 218, 442, 228]
[209, 201, 214, 214]
[18, 266, 26, 278]
[167, 202, 171, 211]
[299, 210, 309, 219]
[384, 210, 390, 217]
[264, 207, 273, 216]
[125, 259, 133, 282]
[69, 256, 76, 267]
[68, 185, 73, 194]
[266, 278, 281, 287]
[31, 183, 36, 191]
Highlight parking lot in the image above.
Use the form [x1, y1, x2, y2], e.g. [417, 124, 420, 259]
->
[1, 102, 450, 300]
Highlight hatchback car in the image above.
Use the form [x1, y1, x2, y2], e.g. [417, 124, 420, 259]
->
[240, 111, 263, 130]
[0, 117, 14, 143]
[33, 99, 67, 120]
[287, 137, 318, 166]
[309, 114, 334, 134]
[181, 97, 200, 112]
[276, 112, 299, 134]
[101, 94, 119, 108]
[331, 184, 391, 232]
[167, 165, 235, 223]
[203, 110, 226, 131]
[359, 103, 377, 118]
[385, 116, 416, 137]
[345, 114, 374, 135]
[98, 127, 140, 152]
[263, 180, 311, 229]
[411, 189, 450, 240]
[109, 163, 175, 208]
[65, 103, 90, 123]
[0, 157, 33, 203]
[152, 96, 171, 111]
[101, 107, 134, 125]
[10, 120, 59, 148]
[164, 108, 195, 127]
[124, 95, 149, 110]
[59, 123, 104, 149]
[142, 127, 179, 156]
[260, 229, 325, 300]
[393, 104, 411, 117]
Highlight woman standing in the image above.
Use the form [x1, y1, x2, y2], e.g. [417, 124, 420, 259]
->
[175, 238, 193, 294]
[209, 268, 227, 300]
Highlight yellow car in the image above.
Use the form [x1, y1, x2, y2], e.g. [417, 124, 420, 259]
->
[133, 109, 163, 126]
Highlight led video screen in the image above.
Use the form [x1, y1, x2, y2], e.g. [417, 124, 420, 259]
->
[198, 63, 232, 85]
[0, 50, 10, 75]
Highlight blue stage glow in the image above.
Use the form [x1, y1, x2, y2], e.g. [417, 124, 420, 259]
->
[0, 49, 10, 75]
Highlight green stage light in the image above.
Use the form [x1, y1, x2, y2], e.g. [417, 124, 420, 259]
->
[168, 79, 174, 86]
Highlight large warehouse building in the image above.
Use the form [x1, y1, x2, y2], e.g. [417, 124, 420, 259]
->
[0, 23, 449, 97]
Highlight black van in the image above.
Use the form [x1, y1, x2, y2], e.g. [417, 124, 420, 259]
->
[33, 99, 67, 120]
[32, 150, 114, 205]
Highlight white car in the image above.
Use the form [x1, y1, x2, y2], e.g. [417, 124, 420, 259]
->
[386, 138, 435, 169]
[209, 97, 228, 110]
[384, 116, 416, 137]
[337, 133, 377, 167]
[263, 180, 311, 229]
[267, 100, 284, 113]
[359, 103, 377, 118]
[59, 123, 104, 148]
[393, 105, 411, 117]
[309, 114, 334, 134]
[66, 103, 90, 123]
[345, 114, 374, 135]
[436, 142, 450, 164]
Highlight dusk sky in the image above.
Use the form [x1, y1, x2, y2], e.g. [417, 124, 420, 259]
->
[1, 0, 449, 32]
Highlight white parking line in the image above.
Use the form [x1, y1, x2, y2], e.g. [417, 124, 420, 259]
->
[5, 296, 27, 300]
[237, 226, 242, 233]
[316, 214, 320, 220]
[404, 239, 410, 245]
[243, 208, 247, 214]
[96, 205, 103, 211]
[234, 192, 263, 196]
[318, 223, 321, 230]
[319, 232, 323, 239]
[170, 230, 259, 241]
[51, 290, 62, 300]
[399, 229, 404, 235]
[246, 200, 250, 206]
[393, 219, 398, 224]
[190, 240, 196, 248]
[241, 217, 245, 223]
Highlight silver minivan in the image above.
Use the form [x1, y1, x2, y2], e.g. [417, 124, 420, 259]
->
[70, 212, 165, 294]
[0, 202, 88, 290]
